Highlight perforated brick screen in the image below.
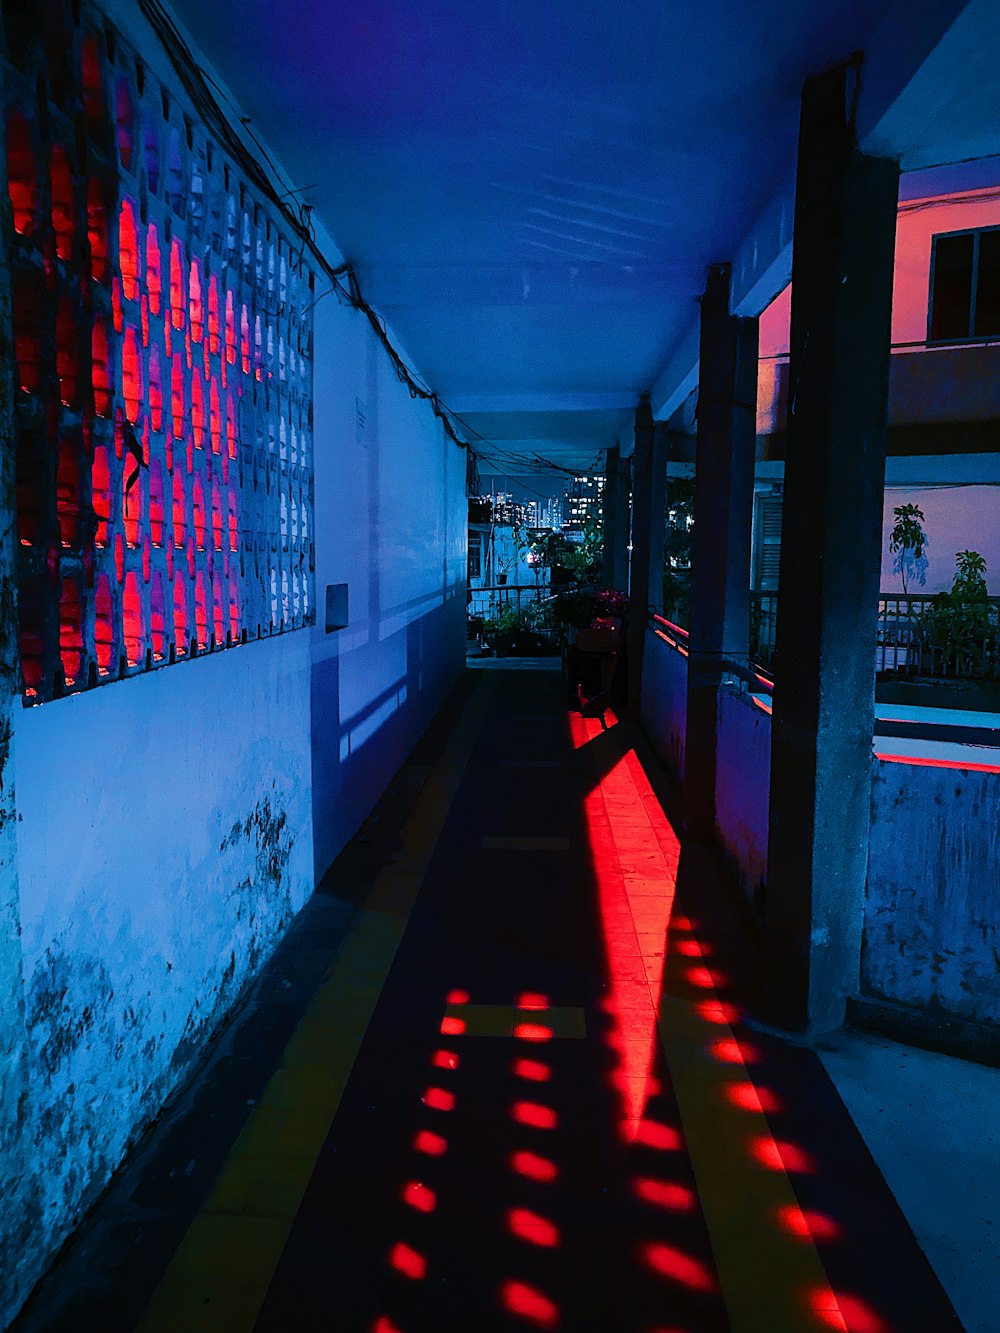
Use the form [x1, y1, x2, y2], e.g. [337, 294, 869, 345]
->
[4, 1, 316, 704]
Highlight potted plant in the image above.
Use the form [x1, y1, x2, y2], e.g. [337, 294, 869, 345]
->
[920, 550, 995, 674]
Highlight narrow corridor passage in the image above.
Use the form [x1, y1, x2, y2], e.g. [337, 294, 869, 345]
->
[19, 669, 961, 1333]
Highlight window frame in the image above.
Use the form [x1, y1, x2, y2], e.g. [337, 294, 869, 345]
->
[927, 222, 1000, 345]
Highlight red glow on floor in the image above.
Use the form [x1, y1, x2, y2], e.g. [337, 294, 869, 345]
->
[507, 1208, 560, 1248]
[643, 1242, 716, 1292]
[510, 1150, 558, 1182]
[512, 1101, 557, 1130]
[173, 574, 188, 656]
[725, 1082, 782, 1114]
[809, 1287, 887, 1333]
[372, 1318, 402, 1333]
[388, 1242, 426, 1281]
[695, 1000, 741, 1024]
[517, 992, 550, 1010]
[513, 1022, 553, 1042]
[776, 1203, 842, 1241]
[570, 712, 678, 1140]
[432, 1049, 460, 1070]
[446, 988, 470, 1005]
[500, 1280, 559, 1329]
[422, 1087, 455, 1112]
[401, 1181, 436, 1214]
[632, 1178, 696, 1210]
[686, 965, 717, 989]
[513, 1058, 551, 1082]
[413, 1130, 446, 1156]
[633, 1120, 681, 1151]
[675, 939, 704, 958]
[440, 1016, 466, 1036]
[750, 1136, 817, 1175]
[709, 1039, 758, 1065]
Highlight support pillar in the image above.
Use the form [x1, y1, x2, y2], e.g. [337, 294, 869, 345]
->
[683, 264, 759, 839]
[765, 63, 899, 1033]
[626, 393, 667, 714]
[601, 443, 630, 592]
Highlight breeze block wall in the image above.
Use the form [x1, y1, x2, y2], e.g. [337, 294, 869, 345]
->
[5, 1, 315, 704]
[0, 2, 318, 1319]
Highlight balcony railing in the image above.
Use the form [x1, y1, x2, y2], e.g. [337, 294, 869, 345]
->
[750, 591, 1000, 679]
[467, 583, 552, 622]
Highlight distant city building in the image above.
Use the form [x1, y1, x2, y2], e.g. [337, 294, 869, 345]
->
[564, 475, 605, 533]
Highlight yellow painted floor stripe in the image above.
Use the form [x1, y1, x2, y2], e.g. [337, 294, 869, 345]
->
[583, 719, 836, 1333]
[136, 676, 495, 1333]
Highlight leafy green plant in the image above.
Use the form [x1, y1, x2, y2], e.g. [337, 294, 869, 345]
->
[889, 503, 928, 595]
[920, 549, 995, 675]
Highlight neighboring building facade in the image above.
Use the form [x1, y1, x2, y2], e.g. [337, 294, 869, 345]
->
[749, 177, 1000, 594]
[563, 473, 604, 533]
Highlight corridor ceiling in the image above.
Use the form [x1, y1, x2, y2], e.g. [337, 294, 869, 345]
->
[162, 0, 985, 477]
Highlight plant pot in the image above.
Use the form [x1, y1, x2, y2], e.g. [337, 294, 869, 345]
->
[497, 573, 508, 585]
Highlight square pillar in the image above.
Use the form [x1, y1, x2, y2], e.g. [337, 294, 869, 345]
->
[627, 394, 667, 713]
[684, 263, 759, 839]
[765, 63, 899, 1033]
[601, 443, 630, 592]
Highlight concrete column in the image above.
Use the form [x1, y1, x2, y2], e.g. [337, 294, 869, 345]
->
[626, 393, 667, 713]
[765, 63, 899, 1033]
[683, 264, 759, 839]
[601, 443, 630, 591]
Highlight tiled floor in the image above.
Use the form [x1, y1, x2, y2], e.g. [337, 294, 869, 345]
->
[16, 669, 964, 1332]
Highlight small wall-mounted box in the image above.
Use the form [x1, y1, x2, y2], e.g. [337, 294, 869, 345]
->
[325, 583, 349, 633]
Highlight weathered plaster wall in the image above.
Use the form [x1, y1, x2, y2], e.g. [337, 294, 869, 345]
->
[714, 688, 770, 904]
[865, 761, 1000, 1026]
[8, 635, 313, 1317]
[639, 628, 687, 783]
[309, 301, 466, 881]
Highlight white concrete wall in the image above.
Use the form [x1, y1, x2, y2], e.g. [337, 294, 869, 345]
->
[9, 633, 314, 1316]
[309, 301, 466, 881]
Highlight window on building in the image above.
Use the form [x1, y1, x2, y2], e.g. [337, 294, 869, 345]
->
[929, 226, 1000, 341]
[468, 532, 482, 581]
[753, 492, 783, 591]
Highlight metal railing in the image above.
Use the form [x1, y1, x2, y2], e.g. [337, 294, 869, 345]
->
[750, 591, 1000, 679]
[467, 583, 553, 623]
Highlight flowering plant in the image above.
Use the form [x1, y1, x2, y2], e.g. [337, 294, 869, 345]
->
[593, 588, 628, 619]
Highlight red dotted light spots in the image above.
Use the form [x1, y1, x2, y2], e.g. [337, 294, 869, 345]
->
[709, 1039, 759, 1065]
[510, 1151, 558, 1183]
[440, 1016, 466, 1036]
[401, 1181, 436, 1214]
[500, 1280, 559, 1329]
[809, 1288, 887, 1333]
[517, 992, 550, 1010]
[632, 1178, 696, 1211]
[776, 1203, 842, 1242]
[414, 1129, 447, 1157]
[685, 965, 716, 989]
[750, 1136, 817, 1175]
[513, 1022, 553, 1042]
[372, 1319, 403, 1333]
[432, 1049, 460, 1071]
[422, 1087, 455, 1113]
[388, 1242, 426, 1281]
[512, 1101, 557, 1130]
[724, 1081, 782, 1114]
[446, 988, 470, 1006]
[643, 1242, 716, 1292]
[507, 1208, 559, 1248]
[633, 1120, 681, 1151]
[512, 1058, 550, 1083]
[695, 1000, 741, 1024]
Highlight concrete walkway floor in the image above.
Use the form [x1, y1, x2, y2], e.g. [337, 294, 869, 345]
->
[14, 668, 981, 1332]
